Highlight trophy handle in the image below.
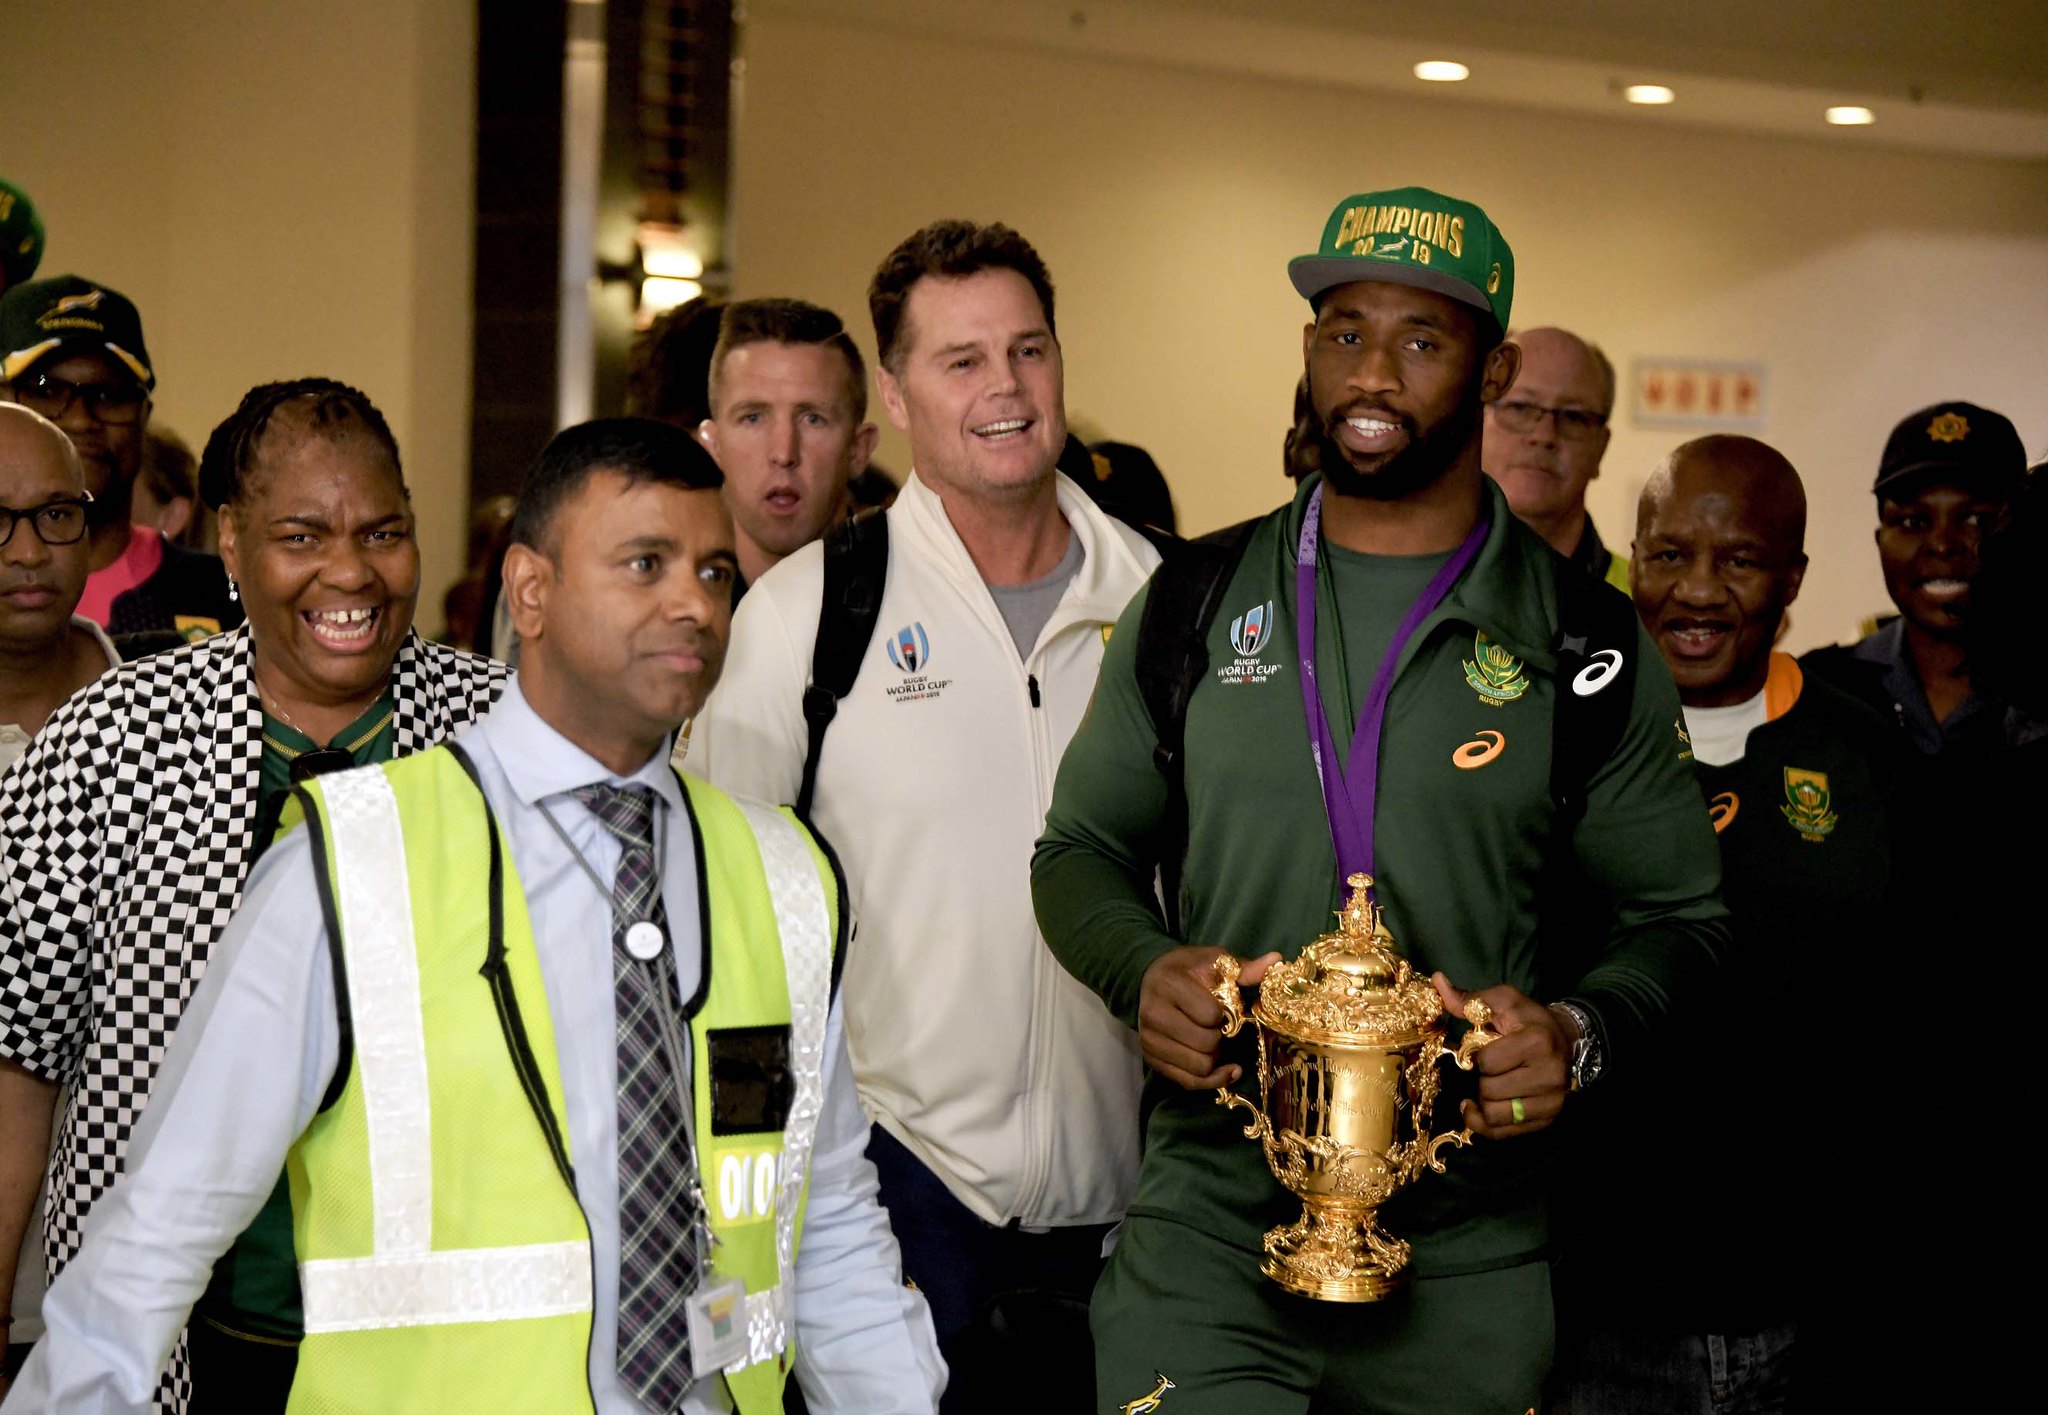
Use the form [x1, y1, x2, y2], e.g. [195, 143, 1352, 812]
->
[1447, 997, 1502, 1071]
[1210, 953, 1247, 1038]
[1214, 1080, 1273, 1143]
[1424, 997, 1503, 1173]
[1207, 954, 1274, 1143]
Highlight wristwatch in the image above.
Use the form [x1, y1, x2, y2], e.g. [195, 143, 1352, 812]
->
[1549, 1000, 1605, 1091]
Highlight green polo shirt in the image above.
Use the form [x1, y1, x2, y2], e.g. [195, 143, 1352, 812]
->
[1034, 474, 1729, 1278]
[195, 694, 395, 1344]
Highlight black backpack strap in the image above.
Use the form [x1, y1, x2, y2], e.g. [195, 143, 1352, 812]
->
[1546, 557, 1641, 828]
[1536, 558, 1642, 999]
[1134, 517, 1259, 935]
[797, 509, 890, 821]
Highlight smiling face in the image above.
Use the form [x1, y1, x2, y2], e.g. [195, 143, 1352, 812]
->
[1302, 280, 1515, 502]
[877, 268, 1065, 503]
[1632, 440, 1808, 707]
[701, 339, 875, 572]
[218, 414, 419, 714]
[504, 470, 736, 769]
[1876, 480, 2004, 641]
[0, 405, 91, 655]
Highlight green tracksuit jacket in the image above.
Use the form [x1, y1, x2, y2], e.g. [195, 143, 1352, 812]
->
[1033, 474, 1730, 1277]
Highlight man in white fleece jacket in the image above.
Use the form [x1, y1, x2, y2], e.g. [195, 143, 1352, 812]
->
[687, 221, 1158, 1408]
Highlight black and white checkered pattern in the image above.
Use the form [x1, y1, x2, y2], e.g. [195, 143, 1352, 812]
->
[0, 626, 507, 1412]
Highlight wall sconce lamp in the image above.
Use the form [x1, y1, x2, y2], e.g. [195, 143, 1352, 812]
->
[598, 222, 713, 328]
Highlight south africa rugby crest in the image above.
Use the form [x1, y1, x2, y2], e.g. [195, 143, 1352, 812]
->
[1463, 631, 1528, 706]
[1780, 767, 1838, 842]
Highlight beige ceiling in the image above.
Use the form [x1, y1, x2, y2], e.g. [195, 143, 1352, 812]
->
[757, 0, 2048, 158]
[1167, 0, 2048, 112]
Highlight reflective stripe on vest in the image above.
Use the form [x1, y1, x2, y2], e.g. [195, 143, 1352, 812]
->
[299, 764, 596, 1333]
[293, 755, 838, 1415]
[724, 797, 830, 1372]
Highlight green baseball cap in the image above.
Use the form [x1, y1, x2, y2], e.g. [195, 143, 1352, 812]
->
[0, 274, 156, 390]
[1288, 186, 1514, 333]
[0, 177, 46, 291]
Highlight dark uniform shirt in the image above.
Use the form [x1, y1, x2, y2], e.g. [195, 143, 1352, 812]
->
[1034, 475, 1729, 1277]
[1556, 656, 1896, 1331]
[1802, 618, 1994, 757]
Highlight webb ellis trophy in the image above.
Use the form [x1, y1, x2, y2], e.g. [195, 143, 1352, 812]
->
[1210, 873, 1500, 1302]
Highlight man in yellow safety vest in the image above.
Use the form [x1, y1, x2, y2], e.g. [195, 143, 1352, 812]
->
[7, 418, 944, 1414]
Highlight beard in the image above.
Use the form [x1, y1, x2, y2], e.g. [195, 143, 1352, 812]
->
[1312, 368, 1485, 503]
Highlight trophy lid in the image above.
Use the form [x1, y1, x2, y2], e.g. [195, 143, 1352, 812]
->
[1255, 874, 1444, 1043]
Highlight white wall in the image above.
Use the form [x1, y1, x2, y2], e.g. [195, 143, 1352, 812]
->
[0, 1, 478, 622]
[730, 10, 2048, 650]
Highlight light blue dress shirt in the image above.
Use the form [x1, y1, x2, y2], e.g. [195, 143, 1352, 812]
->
[5, 680, 943, 1413]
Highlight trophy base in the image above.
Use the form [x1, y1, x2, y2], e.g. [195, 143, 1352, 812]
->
[1260, 1201, 1412, 1303]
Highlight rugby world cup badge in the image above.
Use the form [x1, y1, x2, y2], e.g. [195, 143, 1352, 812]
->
[1231, 601, 1273, 657]
[883, 621, 952, 704]
[1217, 600, 1283, 685]
[887, 622, 930, 674]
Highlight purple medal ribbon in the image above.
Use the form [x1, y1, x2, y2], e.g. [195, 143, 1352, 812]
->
[1295, 482, 1490, 886]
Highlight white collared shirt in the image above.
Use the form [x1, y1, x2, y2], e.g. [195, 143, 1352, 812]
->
[8, 680, 941, 1413]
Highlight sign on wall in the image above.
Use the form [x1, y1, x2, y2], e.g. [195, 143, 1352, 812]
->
[1631, 358, 1767, 428]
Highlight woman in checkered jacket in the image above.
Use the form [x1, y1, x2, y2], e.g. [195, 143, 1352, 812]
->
[0, 379, 509, 1413]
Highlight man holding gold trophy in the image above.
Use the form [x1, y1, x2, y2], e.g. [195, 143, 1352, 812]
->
[1033, 187, 1729, 1413]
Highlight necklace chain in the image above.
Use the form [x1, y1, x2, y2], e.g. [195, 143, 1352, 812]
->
[259, 684, 309, 738]
[254, 657, 381, 748]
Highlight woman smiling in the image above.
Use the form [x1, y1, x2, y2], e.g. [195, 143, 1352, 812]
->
[0, 379, 507, 1412]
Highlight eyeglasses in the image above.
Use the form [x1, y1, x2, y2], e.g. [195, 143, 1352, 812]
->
[5, 371, 149, 426]
[1489, 399, 1608, 441]
[0, 495, 94, 549]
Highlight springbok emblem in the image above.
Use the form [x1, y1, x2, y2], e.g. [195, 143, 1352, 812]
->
[1120, 1373, 1176, 1414]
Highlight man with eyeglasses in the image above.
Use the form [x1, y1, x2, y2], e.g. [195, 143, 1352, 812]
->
[1482, 326, 1627, 592]
[0, 276, 240, 643]
[0, 404, 173, 1394]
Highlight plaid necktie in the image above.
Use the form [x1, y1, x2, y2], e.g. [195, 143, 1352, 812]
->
[575, 783, 699, 1411]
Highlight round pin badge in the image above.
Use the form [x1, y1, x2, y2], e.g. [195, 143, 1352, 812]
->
[625, 920, 666, 961]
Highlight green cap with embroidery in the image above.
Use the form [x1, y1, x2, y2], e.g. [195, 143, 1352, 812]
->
[1288, 186, 1514, 333]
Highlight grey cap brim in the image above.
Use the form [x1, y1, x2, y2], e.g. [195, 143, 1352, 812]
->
[1288, 256, 1492, 320]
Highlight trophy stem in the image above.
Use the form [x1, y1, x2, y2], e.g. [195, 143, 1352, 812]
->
[1261, 1198, 1412, 1303]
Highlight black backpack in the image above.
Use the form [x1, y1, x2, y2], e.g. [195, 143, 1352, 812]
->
[795, 509, 893, 821]
[1132, 517, 1641, 935]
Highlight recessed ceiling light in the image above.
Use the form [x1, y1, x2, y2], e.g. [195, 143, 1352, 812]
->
[1413, 60, 1470, 83]
[1624, 84, 1675, 105]
[1826, 105, 1876, 126]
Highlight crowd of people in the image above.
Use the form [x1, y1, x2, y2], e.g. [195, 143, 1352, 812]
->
[0, 167, 2037, 1415]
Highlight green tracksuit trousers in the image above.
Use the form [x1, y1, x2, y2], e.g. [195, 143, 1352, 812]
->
[1092, 1215, 1553, 1414]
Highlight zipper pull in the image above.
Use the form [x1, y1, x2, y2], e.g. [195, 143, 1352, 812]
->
[1028, 674, 1042, 708]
